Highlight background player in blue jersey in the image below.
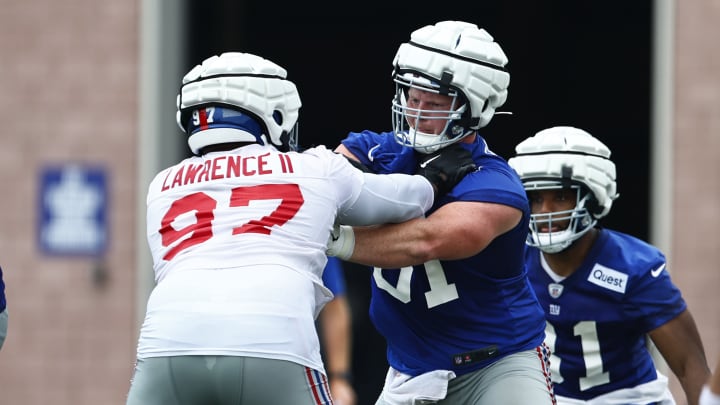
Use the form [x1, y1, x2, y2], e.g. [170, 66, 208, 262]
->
[328, 21, 556, 405]
[320, 257, 356, 405]
[0, 266, 7, 351]
[508, 126, 710, 405]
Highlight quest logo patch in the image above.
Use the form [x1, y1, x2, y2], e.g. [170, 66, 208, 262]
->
[586, 263, 628, 294]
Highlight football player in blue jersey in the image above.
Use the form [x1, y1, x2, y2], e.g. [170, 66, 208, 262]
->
[0, 266, 6, 351]
[328, 21, 556, 405]
[508, 126, 710, 405]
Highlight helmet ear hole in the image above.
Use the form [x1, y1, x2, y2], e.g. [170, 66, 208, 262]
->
[445, 94, 473, 136]
[480, 98, 489, 116]
[272, 111, 283, 125]
[584, 194, 602, 217]
[455, 105, 474, 130]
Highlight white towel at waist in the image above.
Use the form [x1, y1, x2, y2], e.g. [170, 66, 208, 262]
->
[379, 367, 456, 405]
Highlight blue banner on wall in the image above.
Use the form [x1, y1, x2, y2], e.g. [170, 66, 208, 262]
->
[38, 165, 108, 256]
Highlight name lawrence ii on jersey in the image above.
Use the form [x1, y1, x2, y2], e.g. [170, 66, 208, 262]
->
[160, 152, 296, 192]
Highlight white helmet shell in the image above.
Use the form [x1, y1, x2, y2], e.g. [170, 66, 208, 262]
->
[391, 21, 510, 153]
[508, 126, 619, 253]
[176, 52, 302, 153]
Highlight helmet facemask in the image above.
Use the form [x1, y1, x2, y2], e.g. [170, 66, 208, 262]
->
[392, 72, 473, 154]
[526, 182, 597, 254]
[271, 111, 299, 152]
[282, 127, 299, 152]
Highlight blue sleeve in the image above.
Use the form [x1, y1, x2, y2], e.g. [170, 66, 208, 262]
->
[449, 161, 529, 213]
[322, 257, 346, 296]
[604, 232, 687, 333]
[341, 131, 415, 174]
[0, 266, 5, 312]
[625, 259, 686, 332]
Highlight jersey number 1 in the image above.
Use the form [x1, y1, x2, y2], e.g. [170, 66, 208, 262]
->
[545, 321, 610, 391]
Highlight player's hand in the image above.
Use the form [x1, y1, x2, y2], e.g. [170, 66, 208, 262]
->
[329, 377, 356, 405]
[415, 144, 477, 197]
[326, 223, 355, 260]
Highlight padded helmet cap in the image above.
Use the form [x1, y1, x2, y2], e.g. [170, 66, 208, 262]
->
[176, 52, 302, 153]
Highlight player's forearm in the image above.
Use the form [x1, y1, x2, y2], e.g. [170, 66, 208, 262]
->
[679, 361, 713, 405]
[701, 363, 720, 405]
[348, 220, 436, 268]
[659, 312, 711, 405]
[669, 345, 711, 405]
[709, 357, 720, 394]
[320, 299, 352, 375]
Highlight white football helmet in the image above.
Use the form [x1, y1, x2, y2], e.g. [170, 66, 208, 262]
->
[391, 21, 510, 154]
[508, 126, 619, 253]
[176, 52, 302, 154]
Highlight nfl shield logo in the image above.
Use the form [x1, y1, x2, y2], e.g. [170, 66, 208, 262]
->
[548, 283, 564, 299]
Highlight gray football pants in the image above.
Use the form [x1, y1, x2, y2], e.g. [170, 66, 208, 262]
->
[126, 355, 333, 405]
[376, 346, 556, 405]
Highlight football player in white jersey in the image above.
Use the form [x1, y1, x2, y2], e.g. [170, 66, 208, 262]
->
[126, 52, 475, 405]
[509, 126, 710, 405]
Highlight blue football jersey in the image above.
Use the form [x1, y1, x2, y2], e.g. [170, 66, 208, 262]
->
[341, 131, 546, 377]
[526, 229, 686, 400]
[322, 257, 346, 296]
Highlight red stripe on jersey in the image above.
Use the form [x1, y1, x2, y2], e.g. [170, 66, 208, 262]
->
[283, 154, 294, 173]
[199, 108, 209, 130]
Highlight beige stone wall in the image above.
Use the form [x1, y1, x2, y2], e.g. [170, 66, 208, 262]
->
[669, 1, 720, 402]
[0, 1, 139, 404]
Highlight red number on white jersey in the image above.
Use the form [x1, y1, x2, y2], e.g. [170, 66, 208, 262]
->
[159, 184, 304, 260]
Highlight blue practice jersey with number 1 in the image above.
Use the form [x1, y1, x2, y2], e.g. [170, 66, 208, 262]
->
[526, 228, 686, 400]
[341, 130, 546, 377]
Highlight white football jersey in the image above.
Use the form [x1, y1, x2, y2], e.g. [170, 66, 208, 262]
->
[137, 143, 432, 373]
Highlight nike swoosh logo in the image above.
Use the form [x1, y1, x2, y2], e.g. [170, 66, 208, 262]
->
[650, 263, 666, 278]
[419, 154, 441, 168]
[367, 144, 381, 162]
